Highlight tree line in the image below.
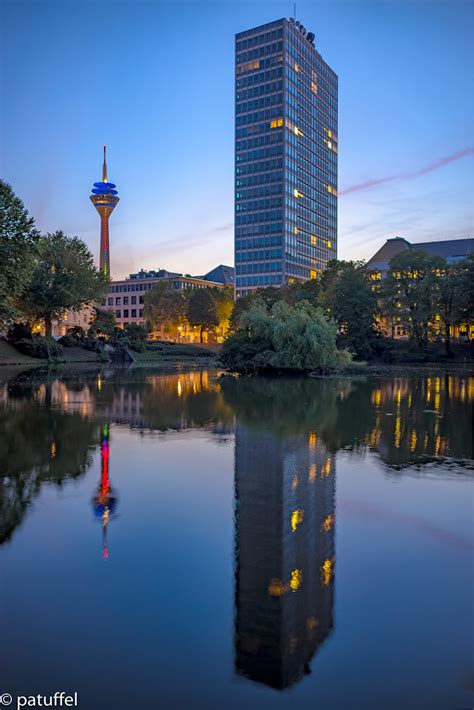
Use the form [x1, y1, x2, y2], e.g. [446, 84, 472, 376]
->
[222, 252, 473, 371]
[143, 281, 234, 342]
[1, 180, 106, 337]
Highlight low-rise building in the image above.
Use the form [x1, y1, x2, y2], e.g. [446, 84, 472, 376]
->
[365, 237, 473, 339]
[366, 237, 473, 277]
[52, 264, 234, 340]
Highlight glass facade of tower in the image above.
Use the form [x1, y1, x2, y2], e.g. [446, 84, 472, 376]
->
[235, 18, 338, 297]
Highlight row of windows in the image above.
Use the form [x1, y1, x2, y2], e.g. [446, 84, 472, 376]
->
[236, 80, 283, 101]
[109, 295, 145, 306]
[236, 143, 283, 163]
[236, 41, 283, 63]
[235, 66, 283, 89]
[236, 54, 284, 75]
[236, 197, 282, 212]
[236, 159, 283, 176]
[110, 282, 155, 293]
[115, 309, 144, 319]
[236, 171, 282, 188]
[236, 93, 283, 114]
[236, 274, 282, 288]
[236, 211, 283, 225]
[236, 182, 282, 199]
[235, 223, 283, 238]
[236, 106, 284, 126]
[235, 249, 283, 262]
[236, 27, 283, 51]
[236, 133, 282, 151]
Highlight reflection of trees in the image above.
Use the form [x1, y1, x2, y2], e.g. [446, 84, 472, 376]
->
[0, 400, 101, 544]
[220, 374, 473, 469]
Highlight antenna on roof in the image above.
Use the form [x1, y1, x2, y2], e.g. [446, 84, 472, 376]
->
[294, 2, 296, 19]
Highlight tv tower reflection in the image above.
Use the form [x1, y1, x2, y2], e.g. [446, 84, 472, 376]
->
[92, 423, 118, 560]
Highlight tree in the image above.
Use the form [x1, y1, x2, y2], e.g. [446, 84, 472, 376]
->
[143, 282, 187, 335]
[19, 231, 107, 337]
[187, 288, 219, 342]
[220, 299, 351, 372]
[89, 307, 116, 338]
[286, 278, 320, 306]
[213, 286, 234, 336]
[0, 180, 39, 328]
[381, 250, 444, 352]
[319, 260, 376, 359]
[435, 260, 465, 356]
[456, 254, 474, 327]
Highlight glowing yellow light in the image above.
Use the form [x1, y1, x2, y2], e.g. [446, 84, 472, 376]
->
[410, 429, 417, 452]
[291, 508, 304, 532]
[268, 578, 286, 596]
[309, 432, 317, 448]
[294, 226, 298, 235]
[328, 141, 332, 149]
[322, 458, 331, 477]
[321, 514, 334, 532]
[294, 62, 299, 72]
[311, 235, 317, 246]
[50, 442, 57, 459]
[293, 188, 303, 198]
[394, 415, 401, 449]
[177, 379, 182, 397]
[372, 389, 381, 406]
[97, 375, 102, 392]
[327, 240, 331, 248]
[328, 129, 332, 138]
[321, 559, 333, 586]
[290, 569, 302, 592]
[310, 270, 317, 280]
[308, 463, 316, 482]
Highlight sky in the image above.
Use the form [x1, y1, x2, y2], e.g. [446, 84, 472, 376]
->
[1, 0, 473, 279]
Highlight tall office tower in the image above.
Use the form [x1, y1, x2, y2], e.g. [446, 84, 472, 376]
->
[90, 146, 119, 278]
[235, 18, 338, 297]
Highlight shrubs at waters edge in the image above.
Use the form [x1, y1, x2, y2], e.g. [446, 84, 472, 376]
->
[7, 323, 63, 360]
[220, 300, 351, 373]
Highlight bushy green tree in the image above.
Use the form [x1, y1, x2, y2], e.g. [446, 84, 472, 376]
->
[143, 282, 187, 334]
[319, 260, 376, 359]
[220, 299, 350, 372]
[187, 288, 219, 342]
[381, 250, 445, 352]
[456, 254, 474, 326]
[0, 181, 39, 328]
[212, 286, 234, 335]
[89, 307, 116, 338]
[19, 231, 106, 337]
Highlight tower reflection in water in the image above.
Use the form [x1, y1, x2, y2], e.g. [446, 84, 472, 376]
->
[92, 423, 118, 561]
[234, 424, 335, 690]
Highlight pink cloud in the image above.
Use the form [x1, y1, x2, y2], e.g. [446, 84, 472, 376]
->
[339, 147, 474, 196]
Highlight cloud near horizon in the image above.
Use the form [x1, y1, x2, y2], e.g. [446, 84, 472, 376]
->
[339, 147, 474, 196]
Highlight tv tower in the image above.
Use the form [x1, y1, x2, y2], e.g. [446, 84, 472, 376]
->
[90, 146, 119, 278]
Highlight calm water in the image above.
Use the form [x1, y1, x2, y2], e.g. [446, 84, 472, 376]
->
[0, 367, 473, 709]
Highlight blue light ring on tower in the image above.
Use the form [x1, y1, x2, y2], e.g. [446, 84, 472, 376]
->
[92, 182, 118, 196]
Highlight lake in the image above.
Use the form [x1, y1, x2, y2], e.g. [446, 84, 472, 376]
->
[0, 367, 473, 709]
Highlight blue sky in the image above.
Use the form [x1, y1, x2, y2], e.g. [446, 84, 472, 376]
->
[1, 0, 473, 279]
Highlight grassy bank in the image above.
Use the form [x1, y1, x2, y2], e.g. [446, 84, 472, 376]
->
[130, 341, 219, 364]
